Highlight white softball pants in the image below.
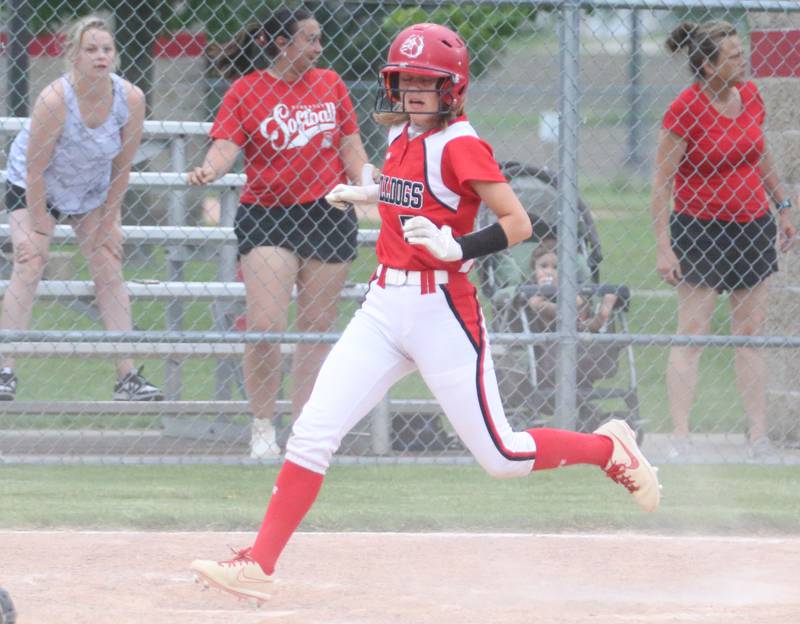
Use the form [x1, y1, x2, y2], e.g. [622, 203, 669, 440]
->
[285, 276, 537, 477]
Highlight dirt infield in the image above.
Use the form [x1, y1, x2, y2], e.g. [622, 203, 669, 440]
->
[2, 530, 799, 624]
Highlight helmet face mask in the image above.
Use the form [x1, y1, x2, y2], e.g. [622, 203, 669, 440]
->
[374, 23, 469, 117]
[374, 73, 454, 115]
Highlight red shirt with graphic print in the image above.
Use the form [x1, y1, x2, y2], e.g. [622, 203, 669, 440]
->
[662, 80, 768, 223]
[211, 68, 359, 207]
[376, 116, 506, 271]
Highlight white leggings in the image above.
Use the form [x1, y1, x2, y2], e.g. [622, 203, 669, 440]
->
[285, 277, 537, 477]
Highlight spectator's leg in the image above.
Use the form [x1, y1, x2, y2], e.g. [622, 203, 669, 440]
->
[240, 245, 298, 423]
[667, 283, 716, 437]
[729, 280, 770, 442]
[292, 259, 350, 421]
[72, 210, 134, 378]
[0, 209, 48, 370]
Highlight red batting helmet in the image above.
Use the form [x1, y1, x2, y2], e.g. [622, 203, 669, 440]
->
[377, 23, 470, 113]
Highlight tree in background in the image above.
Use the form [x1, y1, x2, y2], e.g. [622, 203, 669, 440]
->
[11, 1, 534, 110]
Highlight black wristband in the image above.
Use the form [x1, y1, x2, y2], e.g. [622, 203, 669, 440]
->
[775, 198, 793, 212]
[455, 222, 509, 260]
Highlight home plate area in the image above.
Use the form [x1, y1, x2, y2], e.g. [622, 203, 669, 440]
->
[2, 530, 798, 624]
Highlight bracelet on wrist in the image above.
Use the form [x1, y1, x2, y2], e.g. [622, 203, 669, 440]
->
[775, 198, 793, 212]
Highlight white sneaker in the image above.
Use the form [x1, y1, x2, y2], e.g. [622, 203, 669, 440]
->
[112, 366, 163, 401]
[595, 419, 661, 512]
[250, 419, 281, 459]
[191, 547, 273, 604]
[667, 436, 692, 462]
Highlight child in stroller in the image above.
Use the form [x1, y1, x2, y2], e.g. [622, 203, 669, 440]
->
[480, 163, 642, 439]
[526, 237, 618, 334]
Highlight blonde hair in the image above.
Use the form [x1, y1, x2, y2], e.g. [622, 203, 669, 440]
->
[373, 105, 464, 129]
[64, 15, 118, 71]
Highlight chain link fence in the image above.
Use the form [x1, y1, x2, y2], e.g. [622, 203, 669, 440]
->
[1, 0, 799, 465]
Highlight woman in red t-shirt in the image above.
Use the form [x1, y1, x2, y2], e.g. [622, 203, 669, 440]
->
[188, 8, 371, 459]
[649, 20, 796, 460]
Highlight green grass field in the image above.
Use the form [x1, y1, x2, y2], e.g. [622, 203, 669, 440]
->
[1, 464, 799, 534]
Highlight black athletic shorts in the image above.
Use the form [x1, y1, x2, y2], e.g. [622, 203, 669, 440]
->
[670, 212, 778, 292]
[234, 198, 358, 262]
[5, 182, 64, 220]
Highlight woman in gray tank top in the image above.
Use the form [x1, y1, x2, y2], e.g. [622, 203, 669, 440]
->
[0, 15, 161, 401]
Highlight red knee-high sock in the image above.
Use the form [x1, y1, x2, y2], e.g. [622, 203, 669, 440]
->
[528, 428, 613, 471]
[250, 460, 324, 575]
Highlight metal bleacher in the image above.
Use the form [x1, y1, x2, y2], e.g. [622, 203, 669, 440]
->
[0, 117, 440, 456]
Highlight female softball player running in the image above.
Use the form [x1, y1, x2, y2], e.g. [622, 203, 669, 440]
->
[192, 22, 660, 603]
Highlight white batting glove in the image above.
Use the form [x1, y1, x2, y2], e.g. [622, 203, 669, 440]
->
[402, 216, 464, 261]
[325, 183, 380, 210]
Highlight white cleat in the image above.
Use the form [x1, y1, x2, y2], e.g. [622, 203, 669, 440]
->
[190, 547, 274, 604]
[595, 419, 661, 512]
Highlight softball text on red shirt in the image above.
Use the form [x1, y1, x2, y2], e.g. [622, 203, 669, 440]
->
[210, 68, 359, 207]
[260, 102, 337, 150]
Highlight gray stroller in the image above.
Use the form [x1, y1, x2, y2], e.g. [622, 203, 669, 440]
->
[478, 162, 643, 439]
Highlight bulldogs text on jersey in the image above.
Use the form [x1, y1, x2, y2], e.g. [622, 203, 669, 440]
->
[379, 175, 424, 209]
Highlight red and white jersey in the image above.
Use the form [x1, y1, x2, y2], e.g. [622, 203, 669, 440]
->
[211, 68, 359, 207]
[376, 116, 506, 271]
